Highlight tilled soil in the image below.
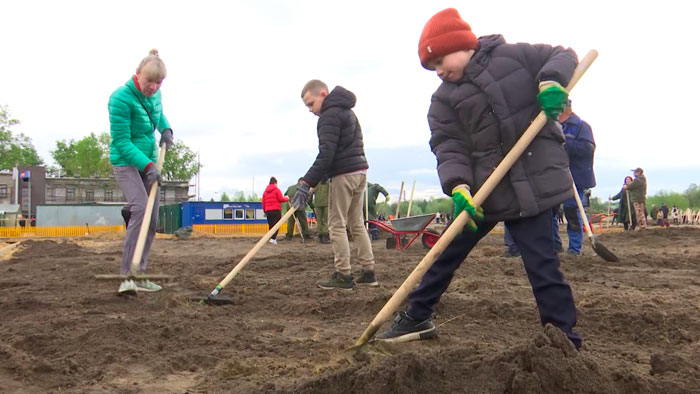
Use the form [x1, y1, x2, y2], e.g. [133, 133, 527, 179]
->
[1, 227, 699, 393]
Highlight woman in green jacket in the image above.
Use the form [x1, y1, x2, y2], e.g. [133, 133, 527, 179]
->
[611, 176, 636, 231]
[109, 49, 173, 296]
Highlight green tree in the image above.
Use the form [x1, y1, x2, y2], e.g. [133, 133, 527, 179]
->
[647, 190, 689, 210]
[51, 132, 111, 177]
[0, 105, 43, 169]
[220, 192, 231, 202]
[247, 193, 261, 202]
[162, 141, 198, 181]
[233, 191, 246, 201]
[684, 184, 700, 208]
[589, 196, 606, 214]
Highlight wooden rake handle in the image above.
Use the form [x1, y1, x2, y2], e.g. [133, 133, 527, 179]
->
[209, 189, 314, 296]
[354, 50, 599, 347]
[130, 144, 167, 274]
[572, 183, 594, 237]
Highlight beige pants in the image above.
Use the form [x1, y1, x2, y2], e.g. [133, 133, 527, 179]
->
[633, 202, 647, 229]
[329, 173, 375, 275]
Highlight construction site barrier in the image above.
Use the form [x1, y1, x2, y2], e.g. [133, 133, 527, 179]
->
[0, 225, 124, 238]
[192, 223, 290, 235]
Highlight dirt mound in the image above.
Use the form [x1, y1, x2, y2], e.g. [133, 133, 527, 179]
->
[259, 325, 663, 394]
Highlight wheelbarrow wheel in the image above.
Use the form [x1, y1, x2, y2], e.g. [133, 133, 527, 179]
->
[421, 229, 440, 249]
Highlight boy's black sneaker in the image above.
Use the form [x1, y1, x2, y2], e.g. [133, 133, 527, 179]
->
[317, 272, 354, 290]
[375, 311, 437, 343]
[354, 270, 379, 287]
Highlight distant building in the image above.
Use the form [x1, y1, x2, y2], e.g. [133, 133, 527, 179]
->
[0, 166, 190, 219]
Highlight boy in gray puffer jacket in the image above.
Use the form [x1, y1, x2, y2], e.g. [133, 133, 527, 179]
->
[378, 8, 582, 350]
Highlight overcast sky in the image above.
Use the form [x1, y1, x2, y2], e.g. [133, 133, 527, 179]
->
[1, 0, 698, 203]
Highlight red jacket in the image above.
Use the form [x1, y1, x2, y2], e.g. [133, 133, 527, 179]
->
[262, 184, 288, 212]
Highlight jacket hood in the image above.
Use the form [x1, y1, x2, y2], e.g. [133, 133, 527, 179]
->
[321, 86, 356, 112]
[264, 184, 278, 193]
[461, 34, 506, 80]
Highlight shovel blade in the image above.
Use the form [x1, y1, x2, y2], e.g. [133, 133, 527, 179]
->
[590, 237, 619, 262]
[189, 294, 233, 305]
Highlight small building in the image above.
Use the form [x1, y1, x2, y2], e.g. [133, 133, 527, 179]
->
[182, 201, 266, 226]
[36, 204, 126, 227]
[0, 203, 21, 227]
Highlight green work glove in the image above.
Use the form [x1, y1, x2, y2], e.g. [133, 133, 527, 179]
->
[451, 184, 484, 232]
[385, 195, 390, 202]
[537, 81, 568, 120]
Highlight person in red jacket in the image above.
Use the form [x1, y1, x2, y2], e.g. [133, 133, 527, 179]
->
[262, 177, 289, 244]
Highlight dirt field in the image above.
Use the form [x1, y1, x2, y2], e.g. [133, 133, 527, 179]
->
[1, 226, 700, 393]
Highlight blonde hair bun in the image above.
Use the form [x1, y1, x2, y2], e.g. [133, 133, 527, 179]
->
[149, 49, 160, 57]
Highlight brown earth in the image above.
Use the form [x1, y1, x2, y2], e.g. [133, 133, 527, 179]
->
[1, 226, 699, 393]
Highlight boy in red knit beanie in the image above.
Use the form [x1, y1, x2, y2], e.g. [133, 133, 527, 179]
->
[377, 8, 583, 349]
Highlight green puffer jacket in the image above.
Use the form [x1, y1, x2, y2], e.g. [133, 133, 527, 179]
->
[108, 77, 171, 170]
[312, 180, 329, 207]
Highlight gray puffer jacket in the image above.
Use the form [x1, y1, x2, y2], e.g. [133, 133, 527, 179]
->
[429, 34, 577, 221]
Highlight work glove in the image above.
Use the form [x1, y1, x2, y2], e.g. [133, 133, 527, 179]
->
[537, 81, 568, 120]
[291, 182, 310, 209]
[452, 184, 484, 232]
[159, 129, 174, 150]
[385, 195, 390, 202]
[143, 163, 162, 190]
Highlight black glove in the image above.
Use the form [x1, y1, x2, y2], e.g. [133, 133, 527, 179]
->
[143, 163, 162, 190]
[291, 182, 310, 209]
[159, 129, 174, 150]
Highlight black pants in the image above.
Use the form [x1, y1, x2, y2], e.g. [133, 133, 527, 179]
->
[266, 210, 282, 240]
[407, 209, 581, 348]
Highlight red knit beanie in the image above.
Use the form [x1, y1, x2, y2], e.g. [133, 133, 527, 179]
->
[418, 8, 478, 70]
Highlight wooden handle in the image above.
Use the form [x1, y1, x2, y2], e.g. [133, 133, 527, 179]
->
[354, 50, 599, 346]
[130, 144, 167, 274]
[293, 213, 305, 240]
[210, 189, 313, 295]
[406, 180, 416, 217]
[625, 190, 633, 226]
[395, 181, 405, 218]
[572, 184, 594, 237]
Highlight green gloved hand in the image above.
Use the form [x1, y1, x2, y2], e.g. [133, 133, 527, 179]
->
[451, 184, 484, 232]
[537, 81, 569, 120]
[385, 195, 390, 203]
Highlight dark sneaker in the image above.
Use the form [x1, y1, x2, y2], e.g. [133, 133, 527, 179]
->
[502, 251, 520, 258]
[376, 311, 437, 343]
[355, 270, 379, 287]
[317, 272, 354, 290]
[567, 250, 582, 256]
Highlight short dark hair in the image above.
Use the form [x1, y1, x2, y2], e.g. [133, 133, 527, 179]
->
[269, 177, 277, 185]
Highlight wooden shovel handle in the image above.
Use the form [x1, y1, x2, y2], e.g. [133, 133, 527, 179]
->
[354, 50, 599, 347]
[572, 184, 594, 237]
[130, 144, 167, 274]
[210, 189, 314, 295]
[625, 190, 633, 226]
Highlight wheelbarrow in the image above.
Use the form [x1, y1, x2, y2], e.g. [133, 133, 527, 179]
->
[368, 213, 440, 251]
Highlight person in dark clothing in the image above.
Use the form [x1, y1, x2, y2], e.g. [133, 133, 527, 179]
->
[284, 178, 311, 240]
[625, 167, 648, 229]
[364, 182, 390, 240]
[262, 177, 289, 244]
[552, 101, 596, 256]
[378, 8, 582, 350]
[611, 176, 636, 231]
[660, 203, 670, 227]
[291, 80, 378, 289]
